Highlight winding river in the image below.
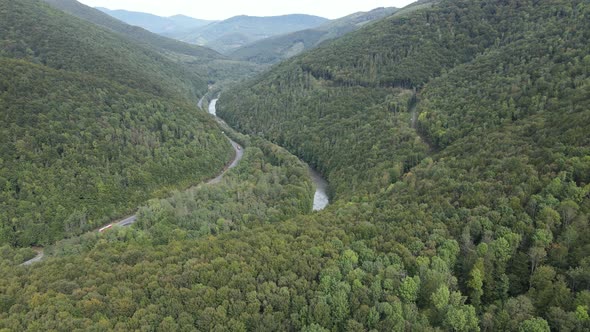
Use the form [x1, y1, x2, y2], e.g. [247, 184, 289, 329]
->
[209, 99, 329, 211]
[310, 168, 329, 211]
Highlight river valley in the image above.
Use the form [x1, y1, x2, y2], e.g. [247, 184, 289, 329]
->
[209, 98, 329, 211]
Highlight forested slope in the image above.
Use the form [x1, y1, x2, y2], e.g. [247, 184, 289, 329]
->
[43, 0, 221, 60]
[1, 0, 207, 100]
[0, 0, 233, 246]
[219, 0, 505, 197]
[230, 7, 399, 65]
[42, 0, 264, 86]
[134, 136, 315, 242]
[0, 0, 589, 331]
[216, 0, 590, 330]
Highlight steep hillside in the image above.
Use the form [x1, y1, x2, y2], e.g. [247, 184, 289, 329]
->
[97, 7, 213, 35]
[3, 0, 209, 100]
[217, 0, 590, 329]
[44, 0, 221, 60]
[44, 0, 263, 86]
[231, 7, 399, 64]
[176, 14, 329, 54]
[0, 0, 233, 246]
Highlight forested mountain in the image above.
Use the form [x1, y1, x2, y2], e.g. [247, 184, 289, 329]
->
[0, 0, 233, 246]
[96, 7, 214, 35]
[43, 0, 221, 60]
[6, 0, 207, 100]
[1, 0, 589, 331]
[216, 0, 590, 329]
[43, 0, 263, 86]
[230, 7, 399, 65]
[94, 7, 329, 55]
[173, 14, 329, 54]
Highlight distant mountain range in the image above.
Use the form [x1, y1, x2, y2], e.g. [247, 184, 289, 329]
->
[96, 8, 330, 54]
[172, 14, 329, 54]
[97, 7, 215, 35]
[230, 7, 399, 64]
[43, 0, 264, 85]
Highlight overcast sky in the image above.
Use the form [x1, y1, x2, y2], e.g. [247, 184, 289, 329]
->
[77, 0, 417, 20]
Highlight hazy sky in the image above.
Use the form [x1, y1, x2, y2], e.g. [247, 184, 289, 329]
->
[77, 0, 417, 20]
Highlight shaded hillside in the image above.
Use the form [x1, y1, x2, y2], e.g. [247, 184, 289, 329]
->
[175, 14, 329, 54]
[0, 0, 233, 246]
[3, 0, 208, 101]
[44, 0, 221, 60]
[220, 0, 493, 198]
[230, 7, 399, 64]
[44, 0, 263, 86]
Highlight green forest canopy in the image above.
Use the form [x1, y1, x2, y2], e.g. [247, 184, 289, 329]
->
[0, 0, 234, 246]
[218, 0, 590, 330]
[0, 0, 589, 331]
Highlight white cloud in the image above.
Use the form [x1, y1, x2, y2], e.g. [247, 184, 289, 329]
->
[78, 0, 417, 20]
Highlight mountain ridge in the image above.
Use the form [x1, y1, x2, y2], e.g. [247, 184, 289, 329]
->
[168, 13, 330, 54]
[43, 0, 264, 87]
[97, 9, 330, 54]
[44, 0, 222, 60]
[96, 7, 215, 35]
[230, 7, 400, 64]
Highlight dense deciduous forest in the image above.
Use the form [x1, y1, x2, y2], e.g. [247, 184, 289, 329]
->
[0, 59, 232, 246]
[0, 0, 589, 331]
[134, 136, 315, 242]
[0, 0, 208, 101]
[0, 0, 234, 246]
[217, 0, 590, 330]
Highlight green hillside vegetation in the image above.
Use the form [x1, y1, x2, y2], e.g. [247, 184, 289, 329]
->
[44, 0, 263, 86]
[222, 83, 427, 199]
[230, 7, 399, 65]
[0, 132, 317, 330]
[0, 58, 231, 247]
[175, 14, 329, 54]
[231, 29, 326, 64]
[0, 0, 589, 331]
[0, 0, 233, 246]
[218, 0, 534, 197]
[44, 0, 220, 60]
[135, 136, 314, 242]
[217, 0, 590, 329]
[391, 0, 442, 17]
[3, 0, 207, 100]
